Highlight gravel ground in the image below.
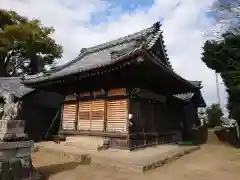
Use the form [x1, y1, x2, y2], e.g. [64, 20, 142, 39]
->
[32, 140, 240, 180]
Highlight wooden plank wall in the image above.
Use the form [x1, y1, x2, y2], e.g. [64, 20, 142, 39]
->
[78, 101, 91, 131]
[78, 100, 105, 131]
[107, 99, 128, 133]
[61, 88, 128, 133]
[90, 100, 105, 131]
[62, 102, 77, 130]
[107, 88, 127, 133]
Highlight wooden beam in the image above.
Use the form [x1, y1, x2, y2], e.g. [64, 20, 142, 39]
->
[75, 93, 80, 130]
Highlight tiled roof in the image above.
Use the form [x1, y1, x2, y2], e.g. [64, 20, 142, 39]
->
[22, 21, 172, 84]
[0, 77, 34, 98]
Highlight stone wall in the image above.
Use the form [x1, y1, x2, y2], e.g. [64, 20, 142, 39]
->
[215, 128, 240, 148]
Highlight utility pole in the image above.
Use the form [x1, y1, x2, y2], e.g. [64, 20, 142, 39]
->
[215, 71, 221, 106]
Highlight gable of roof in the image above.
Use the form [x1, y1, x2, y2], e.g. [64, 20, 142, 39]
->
[0, 77, 34, 98]
[174, 88, 206, 108]
[174, 92, 194, 101]
[22, 21, 173, 84]
[189, 81, 203, 88]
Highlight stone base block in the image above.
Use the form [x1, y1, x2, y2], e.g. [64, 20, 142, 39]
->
[0, 141, 34, 161]
[0, 120, 28, 141]
[0, 141, 42, 179]
[0, 120, 25, 134]
[0, 133, 28, 142]
[0, 157, 44, 180]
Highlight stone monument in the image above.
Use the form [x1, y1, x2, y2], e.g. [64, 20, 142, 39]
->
[0, 92, 41, 179]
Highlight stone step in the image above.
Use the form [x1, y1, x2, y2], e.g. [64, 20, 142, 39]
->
[37, 145, 200, 173]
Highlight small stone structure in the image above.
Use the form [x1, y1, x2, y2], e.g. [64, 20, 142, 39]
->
[0, 92, 41, 179]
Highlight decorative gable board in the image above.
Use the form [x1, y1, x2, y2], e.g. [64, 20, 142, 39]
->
[80, 92, 91, 97]
[65, 94, 77, 101]
[93, 90, 105, 96]
[108, 88, 126, 96]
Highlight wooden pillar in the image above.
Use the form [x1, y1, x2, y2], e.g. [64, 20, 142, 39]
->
[103, 100, 107, 132]
[153, 101, 156, 132]
[103, 89, 108, 132]
[155, 133, 158, 145]
[127, 134, 131, 149]
[58, 102, 64, 135]
[127, 97, 131, 148]
[75, 94, 80, 131]
[144, 132, 147, 146]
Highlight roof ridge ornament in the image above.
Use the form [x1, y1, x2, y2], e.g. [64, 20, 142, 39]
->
[153, 21, 161, 30]
[80, 48, 87, 54]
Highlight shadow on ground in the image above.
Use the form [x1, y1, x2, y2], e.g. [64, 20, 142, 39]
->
[36, 161, 84, 180]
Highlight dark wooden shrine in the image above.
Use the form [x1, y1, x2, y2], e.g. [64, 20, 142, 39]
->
[22, 22, 206, 149]
[0, 77, 63, 141]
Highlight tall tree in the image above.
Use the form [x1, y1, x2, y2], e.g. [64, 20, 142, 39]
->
[206, 104, 223, 127]
[202, 31, 240, 120]
[0, 9, 63, 76]
[202, 1, 240, 123]
[202, 32, 240, 72]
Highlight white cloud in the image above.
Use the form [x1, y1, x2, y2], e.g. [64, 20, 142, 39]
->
[1, 0, 226, 109]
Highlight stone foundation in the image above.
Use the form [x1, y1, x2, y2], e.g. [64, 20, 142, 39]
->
[0, 140, 42, 179]
[0, 157, 36, 179]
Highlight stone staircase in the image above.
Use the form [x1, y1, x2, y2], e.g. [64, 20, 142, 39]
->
[58, 136, 105, 151]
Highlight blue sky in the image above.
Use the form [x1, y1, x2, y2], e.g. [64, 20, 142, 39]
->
[1, 0, 228, 113]
[88, 0, 156, 24]
[109, 0, 155, 11]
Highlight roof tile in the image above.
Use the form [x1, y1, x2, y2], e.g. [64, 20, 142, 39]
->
[0, 77, 34, 98]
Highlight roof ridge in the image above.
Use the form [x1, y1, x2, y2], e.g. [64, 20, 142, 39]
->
[51, 21, 161, 73]
[83, 21, 161, 54]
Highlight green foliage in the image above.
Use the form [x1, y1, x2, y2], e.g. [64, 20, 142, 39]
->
[202, 32, 240, 73]
[0, 9, 63, 76]
[202, 29, 240, 123]
[206, 104, 223, 128]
